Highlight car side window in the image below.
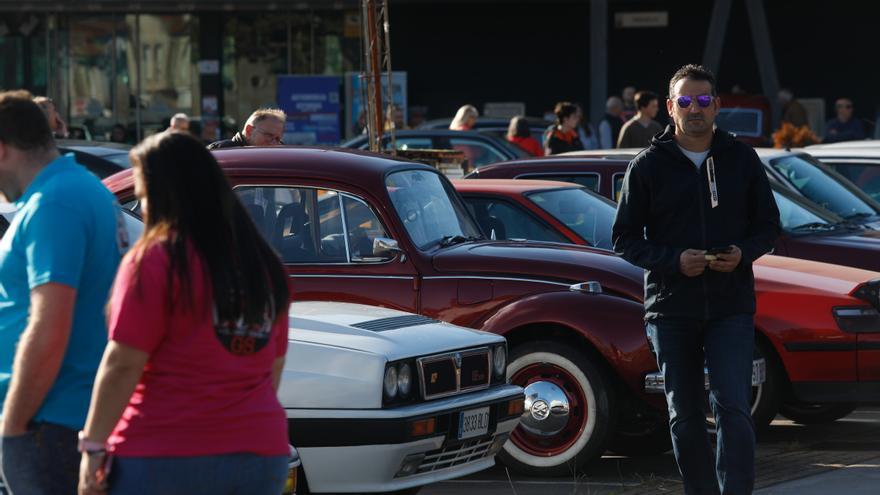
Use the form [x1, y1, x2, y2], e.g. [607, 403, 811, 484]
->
[825, 161, 880, 201]
[449, 138, 506, 168]
[612, 173, 625, 202]
[520, 173, 600, 192]
[342, 195, 391, 261]
[235, 186, 394, 264]
[463, 197, 567, 243]
[383, 137, 433, 151]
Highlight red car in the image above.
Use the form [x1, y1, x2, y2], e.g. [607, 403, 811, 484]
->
[106, 147, 673, 476]
[469, 155, 880, 272]
[453, 178, 880, 427]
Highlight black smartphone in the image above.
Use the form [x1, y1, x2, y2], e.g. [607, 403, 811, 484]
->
[706, 246, 733, 255]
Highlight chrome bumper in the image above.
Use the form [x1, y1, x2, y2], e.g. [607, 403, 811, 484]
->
[644, 358, 766, 393]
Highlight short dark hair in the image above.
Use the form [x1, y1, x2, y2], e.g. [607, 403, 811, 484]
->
[635, 91, 658, 110]
[668, 64, 717, 98]
[553, 102, 578, 124]
[0, 90, 54, 151]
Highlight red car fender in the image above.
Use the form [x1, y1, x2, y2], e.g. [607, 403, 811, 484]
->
[476, 290, 658, 400]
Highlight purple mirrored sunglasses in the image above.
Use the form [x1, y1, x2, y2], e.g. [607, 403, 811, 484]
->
[675, 95, 714, 108]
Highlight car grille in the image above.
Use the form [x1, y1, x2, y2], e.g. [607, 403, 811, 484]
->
[418, 347, 491, 400]
[416, 435, 497, 474]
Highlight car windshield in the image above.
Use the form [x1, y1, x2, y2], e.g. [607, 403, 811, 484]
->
[386, 169, 482, 250]
[772, 190, 840, 231]
[525, 187, 617, 250]
[769, 154, 877, 219]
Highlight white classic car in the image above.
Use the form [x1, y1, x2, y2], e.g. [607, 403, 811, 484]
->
[281, 301, 524, 494]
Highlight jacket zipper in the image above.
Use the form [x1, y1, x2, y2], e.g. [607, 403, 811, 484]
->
[696, 159, 710, 320]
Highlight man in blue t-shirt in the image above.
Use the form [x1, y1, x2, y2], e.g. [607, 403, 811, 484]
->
[0, 91, 125, 494]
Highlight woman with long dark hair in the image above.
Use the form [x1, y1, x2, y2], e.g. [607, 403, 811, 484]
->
[77, 132, 291, 495]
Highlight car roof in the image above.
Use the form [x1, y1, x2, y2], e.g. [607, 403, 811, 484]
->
[452, 178, 579, 194]
[421, 117, 552, 128]
[800, 147, 880, 159]
[806, 140, 880, 150]
[104, 146, 436, 194]
[474, 155, 631, 175]
[560, 148, 643, 160]
[57, 139, 131, 156]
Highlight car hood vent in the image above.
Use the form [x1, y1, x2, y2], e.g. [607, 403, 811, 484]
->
[351, 315, 440, 332]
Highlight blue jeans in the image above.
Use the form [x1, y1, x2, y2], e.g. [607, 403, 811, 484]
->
[108, 453, 288, 495]
[646, 314, 756, 495]
[0, 422, 79, 495]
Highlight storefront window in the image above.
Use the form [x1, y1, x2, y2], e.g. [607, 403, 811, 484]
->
[134, 14, 199, 139]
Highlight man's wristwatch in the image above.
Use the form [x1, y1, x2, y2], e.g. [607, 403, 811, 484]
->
[77, 430, 106, 455]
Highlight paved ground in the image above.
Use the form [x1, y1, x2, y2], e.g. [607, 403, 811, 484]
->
[422, 407, 880, 495]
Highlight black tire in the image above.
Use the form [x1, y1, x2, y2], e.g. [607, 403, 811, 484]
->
[500, 340, 616, 477]
[780, 402, 857, 424]
[607, 419, 672, 456]
[750, 339, 785, 432]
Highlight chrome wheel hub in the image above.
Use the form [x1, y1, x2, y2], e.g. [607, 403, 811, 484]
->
[522, 380, 571, 436]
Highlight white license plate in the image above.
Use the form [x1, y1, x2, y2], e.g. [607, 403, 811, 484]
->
[458, 406, 490, 440]
[752, 359, 766, 386]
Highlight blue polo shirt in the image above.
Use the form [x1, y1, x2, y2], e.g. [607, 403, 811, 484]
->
[0, 153, 125, 429]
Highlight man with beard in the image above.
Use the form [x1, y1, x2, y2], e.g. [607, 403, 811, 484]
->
[0, 90, 122, 494]
[612, 65, 780, 495]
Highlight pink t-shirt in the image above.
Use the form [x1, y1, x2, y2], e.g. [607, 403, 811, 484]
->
[107, 242, 290, 457]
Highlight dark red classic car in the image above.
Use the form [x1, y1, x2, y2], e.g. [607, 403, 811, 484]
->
[106, 147, 672, 476]
[453, 178, 880, 428]
[469, 156, 880, 272]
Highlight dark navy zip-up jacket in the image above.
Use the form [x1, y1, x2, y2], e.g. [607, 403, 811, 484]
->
[612, 125, 781, 321]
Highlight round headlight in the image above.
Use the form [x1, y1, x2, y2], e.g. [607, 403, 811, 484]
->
[384, 365, 398, 399]
[493, 345, 507, 377]
[398, 363, 412, 397]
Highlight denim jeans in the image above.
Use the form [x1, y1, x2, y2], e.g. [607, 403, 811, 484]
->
[0, 422, 79, 495]
[646, 313, 756, 495]
[108, 453, 288, 495]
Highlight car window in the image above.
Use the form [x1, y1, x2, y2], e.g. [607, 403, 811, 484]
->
[386, 169, 481, 250]
[449, 138, 507, 168]
[235, 186, 395, 264]
[526, 187, 616, 250]
[519, 173, 600, 192]
[769, 154, 877, 219]
[823, 161, 880, 202]
[772, 191, 833, 230]
[464, 197, 568, 243]
[235, 186, 339, 264]
[341, 195, 391, 261]
[382, 137, 433, 151]
[118, 208, 143, 248]
[612, 173, 625, 202]
[716, 108, 762, 137]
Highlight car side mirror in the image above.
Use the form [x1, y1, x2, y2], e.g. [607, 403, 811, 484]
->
[373, 237, 403, 259]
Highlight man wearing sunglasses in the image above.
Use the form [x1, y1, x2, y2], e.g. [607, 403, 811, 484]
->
[612, 64, 780, 495]
[208, 108, 286, 150]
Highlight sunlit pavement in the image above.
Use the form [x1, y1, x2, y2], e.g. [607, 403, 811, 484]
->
[422, 407, 880, 495]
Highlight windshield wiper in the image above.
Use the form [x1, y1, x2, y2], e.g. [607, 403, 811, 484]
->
[438, 235, 482, 247]
[790, 222, 836, 232]
[843, 212, 874, 221]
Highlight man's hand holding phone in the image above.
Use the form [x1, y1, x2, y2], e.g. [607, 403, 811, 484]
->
[680, 249, 709, 277]
[707, 245, 741, 272]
